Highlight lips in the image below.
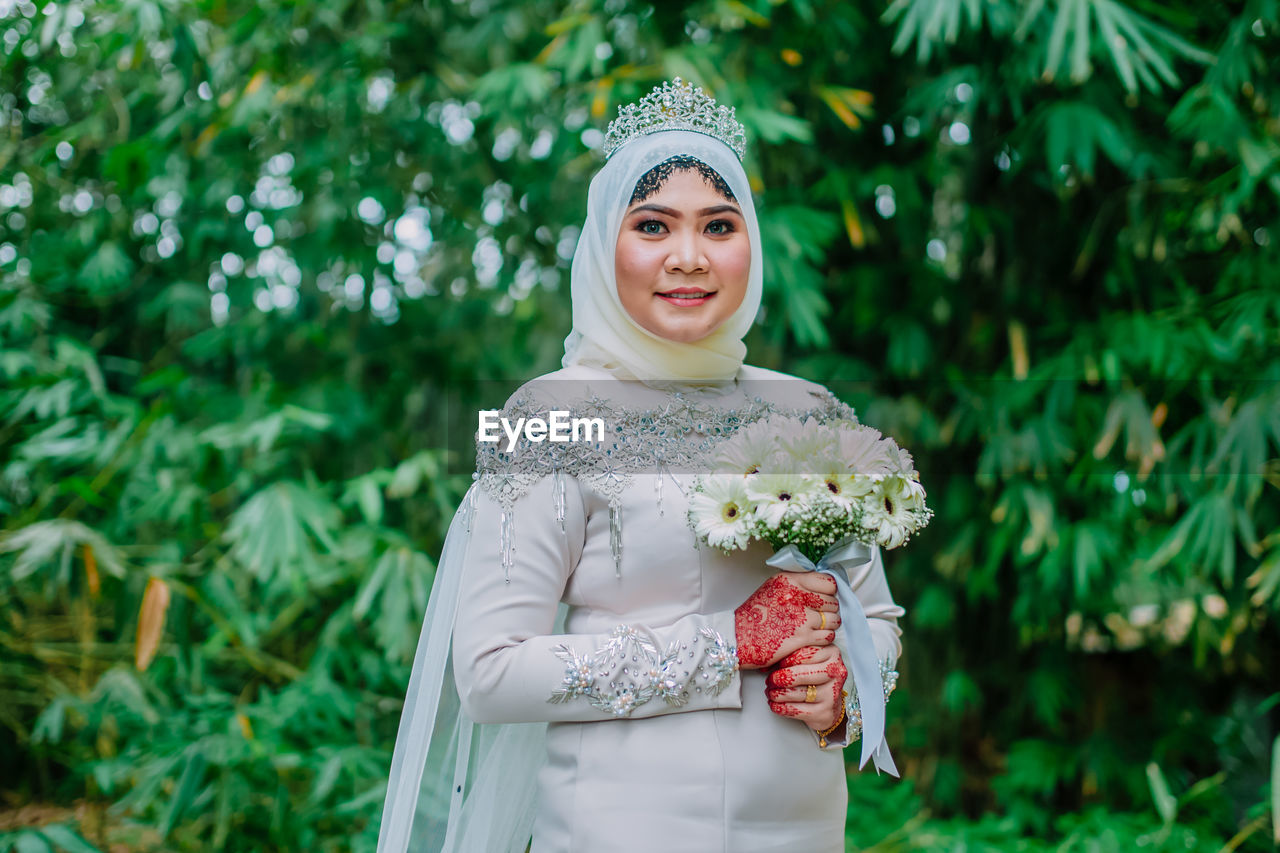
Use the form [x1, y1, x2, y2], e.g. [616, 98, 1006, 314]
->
[657, 287, 715, 305]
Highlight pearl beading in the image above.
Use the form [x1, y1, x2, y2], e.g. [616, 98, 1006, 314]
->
[548, 625, 739, 718]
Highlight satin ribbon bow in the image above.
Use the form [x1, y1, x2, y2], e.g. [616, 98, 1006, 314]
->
[766, 538, 900, 777]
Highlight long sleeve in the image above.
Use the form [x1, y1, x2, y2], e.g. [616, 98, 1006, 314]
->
[814, 544, 904, 751]
[452, 471, 743, 725]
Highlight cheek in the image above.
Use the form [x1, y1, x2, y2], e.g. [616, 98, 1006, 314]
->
[614, 236, 662, 291]
[711, 238, 751, 291]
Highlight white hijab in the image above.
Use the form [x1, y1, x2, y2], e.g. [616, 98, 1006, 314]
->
[561, 129, 763, 382]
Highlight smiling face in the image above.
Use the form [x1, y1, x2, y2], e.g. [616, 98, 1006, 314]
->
[614, 164, 750, 344]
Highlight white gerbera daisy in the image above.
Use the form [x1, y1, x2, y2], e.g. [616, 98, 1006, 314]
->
[881, 438, 917, 478]
[688, 476, 754, 551]
[805, 467, 865, 511]
[744, 464, 813, 528]
[837, 423, 894, 480]
[884, 473, 927, 508]
[777, 417, 838, 469]
[713, 418, 779, 476]
[862, 483, 916, 549]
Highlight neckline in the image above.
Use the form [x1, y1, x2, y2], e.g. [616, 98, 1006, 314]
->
[635, 372, 742, 397]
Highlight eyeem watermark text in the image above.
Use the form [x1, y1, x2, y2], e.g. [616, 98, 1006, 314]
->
[478, 410, 606, 452]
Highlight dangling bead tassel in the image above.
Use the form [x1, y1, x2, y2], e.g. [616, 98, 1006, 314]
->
[609, 499, 622, 578]
[499, 507, 514, 584]
[553, 468, 566, 532]
[654, 467, 664, 517]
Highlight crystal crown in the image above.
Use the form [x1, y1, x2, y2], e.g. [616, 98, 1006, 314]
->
[603, 78, 747, 161]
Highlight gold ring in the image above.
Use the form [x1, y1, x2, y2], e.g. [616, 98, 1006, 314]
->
[805, 685, 817, 703]
[818, 611, 827, 631]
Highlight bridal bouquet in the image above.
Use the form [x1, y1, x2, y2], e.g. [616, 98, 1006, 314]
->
[687, 416, 932, 563]
[687, 414, 930, 774]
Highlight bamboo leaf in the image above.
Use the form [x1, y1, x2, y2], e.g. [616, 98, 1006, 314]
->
[1045, 0, 1077, 81]
[1069, 0, 1091, 82]
[1095, 2, 1137, 93]
[135, 576, 171, 671]
[1, 521, 126, 584]
[13, 832, 53, 853]
[1146, 762, 1177, 824]
[36, 825, 99, 853]
[161, 749, 207, 838]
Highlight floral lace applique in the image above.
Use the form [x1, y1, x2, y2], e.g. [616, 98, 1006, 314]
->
[548, 625, 738, 718]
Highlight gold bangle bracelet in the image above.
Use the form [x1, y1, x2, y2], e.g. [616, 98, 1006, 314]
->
[817, 689, 850, 748]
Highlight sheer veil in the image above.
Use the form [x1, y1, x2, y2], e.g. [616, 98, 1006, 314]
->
[376, 125, 762, 852]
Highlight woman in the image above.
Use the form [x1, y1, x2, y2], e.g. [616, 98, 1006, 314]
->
[378, 79, 905, 853]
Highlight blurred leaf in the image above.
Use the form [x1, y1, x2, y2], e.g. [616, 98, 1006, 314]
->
[1271, 734, 1280, 842]
[135, 576, 171, 671]
[161, 748, 207, 838]
[1145, 762, 1177, 824]
[225, 481, 340, 584]
[1, 520, 126, 584]
[940, 669, 980, 713]
[34, 825, 99, 853]
[884, 0, 988, 62]
[1039, 100, 1134, 177]
[78, 242, 134, 292]
[13, 832, 53, 853]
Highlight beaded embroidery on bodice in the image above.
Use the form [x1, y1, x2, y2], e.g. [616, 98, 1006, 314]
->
[470, 379, 858, 579]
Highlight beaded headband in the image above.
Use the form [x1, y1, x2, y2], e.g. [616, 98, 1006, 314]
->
[603, 77, 748, 162]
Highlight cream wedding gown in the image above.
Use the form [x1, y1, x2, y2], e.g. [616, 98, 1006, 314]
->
[450, 364, 905, 853]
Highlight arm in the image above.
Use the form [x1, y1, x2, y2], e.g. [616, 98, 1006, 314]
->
[451, 472, 742, 725]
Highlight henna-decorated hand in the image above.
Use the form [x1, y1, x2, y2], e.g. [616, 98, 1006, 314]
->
[764, 644, 849, 733]
[733, 572, 841, 670]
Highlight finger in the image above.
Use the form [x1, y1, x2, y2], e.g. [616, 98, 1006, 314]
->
[805, 624, 837, 647]
[766, 686, 819, 704]
[789, 572, 838, 596]
[773, 645, 823, 669]
[775, 644, 837, 669]
[807, 608, 842, 632]
[768, 700, 806, 719]
[768, 699, 838, 729]
[779, 577, 837, 611]
[765, 659, 846, 689]
[766, 666, 830, 690]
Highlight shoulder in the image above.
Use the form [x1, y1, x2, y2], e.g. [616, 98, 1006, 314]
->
[496, 365, 621, 413]
[739, 364, 854, 420]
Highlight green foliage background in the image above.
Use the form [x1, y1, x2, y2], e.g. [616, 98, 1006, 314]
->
[2, 0, 1279, 850]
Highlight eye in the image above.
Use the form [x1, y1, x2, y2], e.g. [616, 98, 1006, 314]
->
[706, 219, 735, 235]
[637, 219, 666, 235]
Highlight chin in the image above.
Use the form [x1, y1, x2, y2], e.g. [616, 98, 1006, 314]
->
[649, 323, 720, 343]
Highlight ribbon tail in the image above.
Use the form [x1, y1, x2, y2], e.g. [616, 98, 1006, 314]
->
[870, 736, 900, 777]
[823, 567, 894, 775]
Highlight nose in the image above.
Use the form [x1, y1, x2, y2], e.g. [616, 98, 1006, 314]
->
[665, 229, 708, 274]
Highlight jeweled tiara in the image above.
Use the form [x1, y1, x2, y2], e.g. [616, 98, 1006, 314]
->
[603, 77, 747, 161]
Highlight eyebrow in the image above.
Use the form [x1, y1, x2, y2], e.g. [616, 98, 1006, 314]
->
[627, 203, 743, 217]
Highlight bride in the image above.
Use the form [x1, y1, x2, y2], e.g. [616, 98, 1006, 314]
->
[377, 79, 906, 853]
